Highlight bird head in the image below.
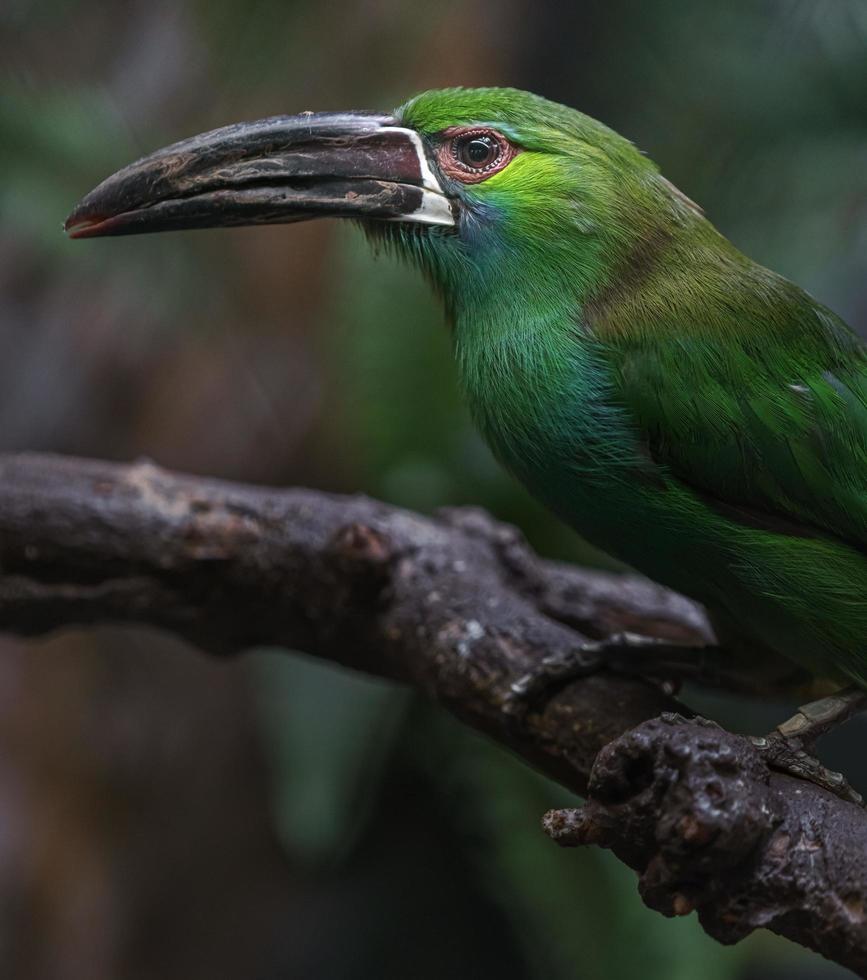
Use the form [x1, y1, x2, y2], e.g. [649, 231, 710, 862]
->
[65, 87, 675, 315]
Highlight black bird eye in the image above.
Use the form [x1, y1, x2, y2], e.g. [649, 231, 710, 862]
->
[456, 134, 499, 169]
[436, 128, 517, 184]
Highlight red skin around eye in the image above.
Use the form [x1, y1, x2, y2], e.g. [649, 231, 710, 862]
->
[434, 126, 518, 184]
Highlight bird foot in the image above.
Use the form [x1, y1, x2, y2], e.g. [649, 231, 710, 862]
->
[505, 632, 698, 719]
[749, 686, 867, 806]
[750, 731, 863, 806]
[505, 641, 606, 717]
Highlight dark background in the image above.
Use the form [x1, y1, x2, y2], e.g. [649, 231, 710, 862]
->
[2, 1, 866, 977]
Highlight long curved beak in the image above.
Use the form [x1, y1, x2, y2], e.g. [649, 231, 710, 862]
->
[64, 111, 454, 238]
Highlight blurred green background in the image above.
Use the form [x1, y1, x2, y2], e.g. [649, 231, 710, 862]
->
[1, 1, 866, 977]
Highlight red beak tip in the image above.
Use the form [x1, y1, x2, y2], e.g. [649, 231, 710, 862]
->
[64, 215, 106, 239]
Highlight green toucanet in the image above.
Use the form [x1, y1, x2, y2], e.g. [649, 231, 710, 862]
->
[65, 87, 867, 720]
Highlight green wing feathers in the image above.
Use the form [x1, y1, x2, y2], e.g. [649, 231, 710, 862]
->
[599, 269, 867, 679]
[603, 258, 867, 552]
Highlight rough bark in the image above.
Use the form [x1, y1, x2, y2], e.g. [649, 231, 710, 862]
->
[0, 452, 864, 975]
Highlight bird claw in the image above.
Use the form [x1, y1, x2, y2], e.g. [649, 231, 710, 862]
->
[747, 685, 867, 806]
[505, 643, 605, 717]
[504, 632, 682, 721]
[750, 732, 864, 806]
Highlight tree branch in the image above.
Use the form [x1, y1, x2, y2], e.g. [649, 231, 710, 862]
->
[0, 452, 864, 975]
